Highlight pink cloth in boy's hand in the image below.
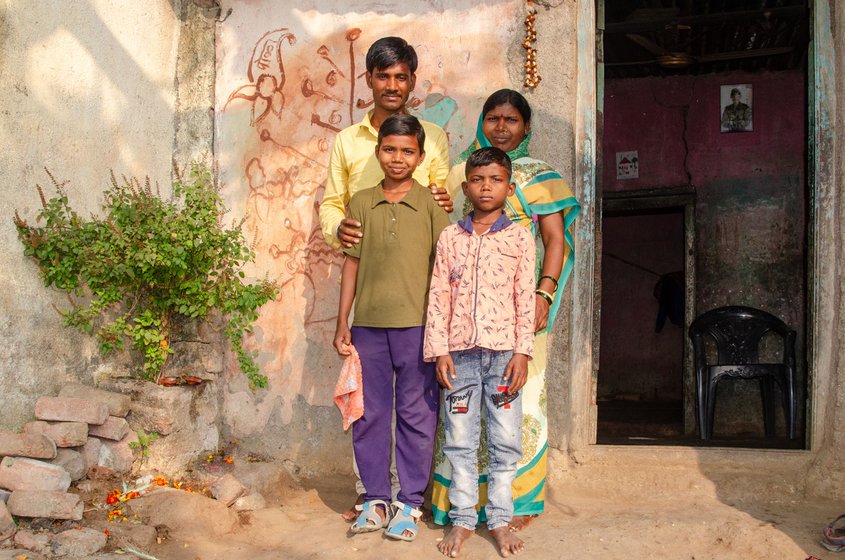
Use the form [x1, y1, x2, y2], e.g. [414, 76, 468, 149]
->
[333, 345, 363, 431]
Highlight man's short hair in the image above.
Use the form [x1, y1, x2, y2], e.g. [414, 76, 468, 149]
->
[366, 37, 418, 74]
[466, 147, 512, 178]
[730, 88, 741, 97]
[377, 113, 426, 152]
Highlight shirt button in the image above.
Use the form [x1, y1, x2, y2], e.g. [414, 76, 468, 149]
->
[392, 218, 396, 222]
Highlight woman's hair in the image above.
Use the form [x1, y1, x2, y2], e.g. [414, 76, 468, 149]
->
[482, 89, 532, 125]
[377, 113, 426, 152]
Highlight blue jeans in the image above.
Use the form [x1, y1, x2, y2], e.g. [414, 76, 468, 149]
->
[442, 347, 522, 530]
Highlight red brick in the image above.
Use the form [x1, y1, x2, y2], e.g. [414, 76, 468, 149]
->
[6, 490, 82, 520]
[87, 416, 129, 441]
[23, 421, 87, 448]
[59, 383, 131, 417]
[0, 499, 15, 540]
[51, 527, 107, 556]
[80, 438, 101, 474]
[210, 474, 247, 506]
[13, 527, 50, 552]
[50, 449, 86, 482]
[0, 457, 70, 492]
[95, 432, 138, 475]
[0, 431, 56, 460]
[34, 397, 108, 425]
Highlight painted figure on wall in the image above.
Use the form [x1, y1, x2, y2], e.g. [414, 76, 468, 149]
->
[217, 15, 497, 436]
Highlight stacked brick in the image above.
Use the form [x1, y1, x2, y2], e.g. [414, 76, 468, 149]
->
[0, 384, 135, 542]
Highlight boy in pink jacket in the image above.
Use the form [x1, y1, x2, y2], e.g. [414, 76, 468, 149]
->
[424, 147, 535, 558]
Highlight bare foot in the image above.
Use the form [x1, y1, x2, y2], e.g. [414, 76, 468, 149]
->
[490, 526, 524, 557]
[341, 494, 364, 522]
[438, 526, 473, 557]
[508, 514, 538, 532]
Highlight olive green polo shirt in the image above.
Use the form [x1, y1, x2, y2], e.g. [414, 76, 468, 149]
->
[344, 180, 451, 328]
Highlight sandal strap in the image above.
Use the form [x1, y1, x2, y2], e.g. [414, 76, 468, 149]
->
[824, 513, 845, 546]
[390, 500, 422, 519]
[386, 519, 418, 537]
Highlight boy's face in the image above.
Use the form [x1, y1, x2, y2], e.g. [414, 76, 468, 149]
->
[366, 62, 416, 114]
[462, 163, 515, 213]
[376, 134, 425, 182]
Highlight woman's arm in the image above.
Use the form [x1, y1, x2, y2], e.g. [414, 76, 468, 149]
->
[535, 211, 565, 332]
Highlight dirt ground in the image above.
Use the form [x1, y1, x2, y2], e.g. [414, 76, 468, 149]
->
[4, 456, 842, 560]
[136, 473, 839, 560]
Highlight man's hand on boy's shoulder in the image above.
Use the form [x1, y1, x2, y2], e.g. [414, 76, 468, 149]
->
[504, 353, 530, 394]
[435, 355, 456, 389]
[337, 217, 363, 248]
[429, 183, 453, 213]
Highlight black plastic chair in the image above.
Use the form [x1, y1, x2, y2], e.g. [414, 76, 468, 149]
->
[688, 306, 797, 440]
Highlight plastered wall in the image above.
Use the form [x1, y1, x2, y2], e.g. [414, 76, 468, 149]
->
[213, 0, 579, 473]
[0, 0, 180, 428]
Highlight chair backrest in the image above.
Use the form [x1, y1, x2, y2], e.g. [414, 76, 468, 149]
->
[688, 306, 793, 365]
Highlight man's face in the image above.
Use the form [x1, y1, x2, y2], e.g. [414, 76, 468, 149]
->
[731, 92, 741, 105]
[366, 62, 416, 113]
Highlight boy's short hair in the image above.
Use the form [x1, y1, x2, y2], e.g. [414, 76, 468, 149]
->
[366, 37, 418, 74]
[466, 147, 512, 178]
[378, 114, 426, 152]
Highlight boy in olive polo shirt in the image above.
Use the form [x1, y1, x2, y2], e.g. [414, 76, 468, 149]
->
[334, 114, 450, 541]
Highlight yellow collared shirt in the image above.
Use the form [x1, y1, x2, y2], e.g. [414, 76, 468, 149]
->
[319, 111, 450, 249]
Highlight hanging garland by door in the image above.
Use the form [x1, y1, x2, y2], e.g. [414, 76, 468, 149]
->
[523, 1, 541, 89]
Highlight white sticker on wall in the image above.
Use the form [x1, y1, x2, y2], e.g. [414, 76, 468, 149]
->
[616, 150, 639, 180]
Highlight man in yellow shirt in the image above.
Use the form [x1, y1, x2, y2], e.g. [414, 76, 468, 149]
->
[319, 36, 452, 250]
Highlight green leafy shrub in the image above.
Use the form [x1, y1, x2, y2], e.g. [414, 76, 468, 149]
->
[14, 163, 277, 389]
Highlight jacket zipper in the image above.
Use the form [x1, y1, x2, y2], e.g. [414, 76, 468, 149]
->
[471, 234, 483, 348]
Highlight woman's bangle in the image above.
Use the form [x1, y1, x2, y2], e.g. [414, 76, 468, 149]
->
[538, 275, 559, 292]
[535, 289, 553, 306]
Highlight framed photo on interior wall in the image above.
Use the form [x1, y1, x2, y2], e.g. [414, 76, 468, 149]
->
[720, 84, 753, 132]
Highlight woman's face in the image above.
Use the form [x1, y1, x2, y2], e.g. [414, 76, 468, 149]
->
[482, 102, 529, 153]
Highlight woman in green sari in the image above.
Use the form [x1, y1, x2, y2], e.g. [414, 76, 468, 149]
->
[431, 89, 580, 531]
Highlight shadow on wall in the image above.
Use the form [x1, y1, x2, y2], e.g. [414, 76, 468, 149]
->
[0, 1, 184, 429]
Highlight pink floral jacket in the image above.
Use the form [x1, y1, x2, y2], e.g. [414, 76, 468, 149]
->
[424, 213, 536, 361]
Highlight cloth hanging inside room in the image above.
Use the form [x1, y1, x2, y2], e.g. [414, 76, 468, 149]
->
[653, 271, 685, 332]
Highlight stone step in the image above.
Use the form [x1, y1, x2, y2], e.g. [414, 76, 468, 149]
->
[34, 397, 109, 425]
[23, 421, 88, 448]
[0, 431, 57, 460]
[6, 490, 82, 520]
[0, 457, 71, 492]
[59, 383, 131, 418]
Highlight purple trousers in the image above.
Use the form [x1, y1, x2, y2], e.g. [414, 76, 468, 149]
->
[351, 326, 439, 508]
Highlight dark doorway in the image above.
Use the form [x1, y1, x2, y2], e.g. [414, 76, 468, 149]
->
[595, 0, 809, 447]
[597, 195, 689, 444]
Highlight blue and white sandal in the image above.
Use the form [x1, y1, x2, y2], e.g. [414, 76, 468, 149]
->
[384, 501, 422, 542]
[350, 499, 389, 534]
